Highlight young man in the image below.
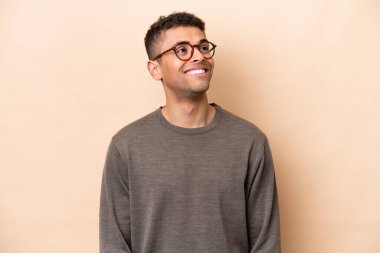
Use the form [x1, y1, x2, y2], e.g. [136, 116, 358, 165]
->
[100, 12, 281, 253]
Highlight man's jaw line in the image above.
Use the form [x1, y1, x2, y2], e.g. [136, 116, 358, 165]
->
[162, 83, 210, 102]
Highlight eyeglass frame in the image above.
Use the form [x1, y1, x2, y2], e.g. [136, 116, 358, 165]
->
[151, 40, 217, 61]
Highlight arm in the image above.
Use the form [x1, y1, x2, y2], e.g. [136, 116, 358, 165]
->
[99, 140, 132, 253]
[245, 136, 281, 253]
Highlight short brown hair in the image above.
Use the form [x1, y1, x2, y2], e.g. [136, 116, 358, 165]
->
[144, 12, 205, 60]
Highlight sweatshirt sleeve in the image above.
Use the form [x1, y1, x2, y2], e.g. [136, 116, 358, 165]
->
[99, 140, 132, 253]
[245, 136, 281, 253]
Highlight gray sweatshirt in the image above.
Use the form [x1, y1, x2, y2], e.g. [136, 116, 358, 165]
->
[100, 103, 281, 253]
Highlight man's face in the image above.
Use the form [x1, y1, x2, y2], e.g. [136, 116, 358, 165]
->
[153, 26, 215, 99]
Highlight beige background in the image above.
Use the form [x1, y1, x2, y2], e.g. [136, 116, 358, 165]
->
[1, 0, 379, 252]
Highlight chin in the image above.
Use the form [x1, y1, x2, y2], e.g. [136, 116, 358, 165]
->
[191, 83, 210, 93]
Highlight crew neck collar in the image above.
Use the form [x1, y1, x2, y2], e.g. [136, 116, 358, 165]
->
[155, 103, 223, 135]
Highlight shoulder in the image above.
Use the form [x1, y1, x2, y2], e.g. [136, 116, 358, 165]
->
[218, 106, 267, 143]
[110, 109, 159, 146]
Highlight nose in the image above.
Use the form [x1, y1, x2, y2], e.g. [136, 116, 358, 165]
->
[190, 46, 205, 62]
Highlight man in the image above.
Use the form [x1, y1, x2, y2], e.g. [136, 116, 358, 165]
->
[100, 12, 281, 253]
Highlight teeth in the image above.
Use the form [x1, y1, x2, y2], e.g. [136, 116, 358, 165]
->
[186, 69, 206, 75]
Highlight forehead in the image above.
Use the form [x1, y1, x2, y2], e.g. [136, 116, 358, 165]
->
[160, 26, 207, 48]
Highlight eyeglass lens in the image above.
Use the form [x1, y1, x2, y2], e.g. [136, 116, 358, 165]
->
[174, 42, 215, 60]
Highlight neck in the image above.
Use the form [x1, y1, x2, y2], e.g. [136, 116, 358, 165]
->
[161, 96, 215, 128]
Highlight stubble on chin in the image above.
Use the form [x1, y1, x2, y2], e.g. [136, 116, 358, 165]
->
[165, 82, 210, 101]
[184, 79, 211, 94]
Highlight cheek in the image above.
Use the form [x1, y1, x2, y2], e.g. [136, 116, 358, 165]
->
[162, 59, 186, 75]
[205, 59, 214, 71]
[175, 61, 186, 73]
[208, 58, 215, 67]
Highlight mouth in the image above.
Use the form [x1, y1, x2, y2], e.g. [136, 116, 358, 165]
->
[184, 68, 209, 77]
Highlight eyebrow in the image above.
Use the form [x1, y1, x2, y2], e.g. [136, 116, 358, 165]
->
[199, 39, 209, 43]
[173, 39, 209, 47]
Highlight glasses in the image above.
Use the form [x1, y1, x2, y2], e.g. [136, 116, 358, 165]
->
[152, 41, 217, 61]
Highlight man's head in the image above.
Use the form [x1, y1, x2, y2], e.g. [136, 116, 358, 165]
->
[144, 12, 205, 61]
[145, 12, 216, 100]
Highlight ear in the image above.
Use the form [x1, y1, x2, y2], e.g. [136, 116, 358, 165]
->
[147, 60, 162, 81]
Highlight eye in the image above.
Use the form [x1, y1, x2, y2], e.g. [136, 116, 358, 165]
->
[199, 43, 211, 53]
[175, 45, 189, 55]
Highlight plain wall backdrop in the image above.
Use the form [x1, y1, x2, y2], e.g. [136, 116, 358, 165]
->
[1, 0, 379, 252]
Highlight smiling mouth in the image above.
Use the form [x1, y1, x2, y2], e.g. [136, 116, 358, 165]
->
[184, 68, 208, 76]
